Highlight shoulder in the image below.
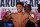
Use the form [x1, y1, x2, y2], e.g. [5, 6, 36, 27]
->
[24, 13, 29, 16]
[11, 13, 17, 16]
[25, 13, 29, 15]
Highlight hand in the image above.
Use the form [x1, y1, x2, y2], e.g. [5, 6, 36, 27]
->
[5, 10, 11, 15]
[7, 10, 11, 13]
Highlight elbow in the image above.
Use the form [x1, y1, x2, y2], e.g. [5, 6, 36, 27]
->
[2, 19, 6, 22]
[2, 20, 6, 22]
[32, 20, 37, 24]
[34, 21, 37, 24]
[35, 21, 38, 24]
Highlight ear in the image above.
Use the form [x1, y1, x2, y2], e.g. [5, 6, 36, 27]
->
[23, 7, 24, 9]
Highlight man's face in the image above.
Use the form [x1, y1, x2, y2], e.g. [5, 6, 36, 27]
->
[16, 4, 24, 13]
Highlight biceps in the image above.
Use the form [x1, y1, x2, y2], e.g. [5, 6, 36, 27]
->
[6, 15, 11, 19]
[6, 15, 11, 21]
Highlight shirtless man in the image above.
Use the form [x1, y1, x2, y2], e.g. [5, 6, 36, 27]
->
[2, 2, 37, 27]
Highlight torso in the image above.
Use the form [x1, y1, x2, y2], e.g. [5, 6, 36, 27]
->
[11, 13, 29, 27]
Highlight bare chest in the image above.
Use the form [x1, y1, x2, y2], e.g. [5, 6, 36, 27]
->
[11, 14, 28, 23]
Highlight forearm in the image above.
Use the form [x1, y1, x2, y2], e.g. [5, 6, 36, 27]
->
[2, 17, 10, 22]
[2, 15, 10, 22]
[29, 15, 35, 23]
[29, 15, 37, 24]
[33, 14, 37, 24]
[2, 16, 6, 22]
[29, 12, 37, 24]
[2, 11, 11, 22]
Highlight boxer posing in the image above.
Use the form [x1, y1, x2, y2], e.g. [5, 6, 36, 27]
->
[2, 2, 37, 27]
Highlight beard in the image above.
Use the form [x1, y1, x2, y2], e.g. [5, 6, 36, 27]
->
[17, 8, 23, 13]
[17, 9, 23, 13]
[17, 10, 23, 13]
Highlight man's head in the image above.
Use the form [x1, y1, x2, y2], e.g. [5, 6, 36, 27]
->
[24, 5, 31, 13]
[16, 2, 24, 13]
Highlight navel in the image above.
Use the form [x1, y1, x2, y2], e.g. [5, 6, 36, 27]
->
[15, 20, 16, 22]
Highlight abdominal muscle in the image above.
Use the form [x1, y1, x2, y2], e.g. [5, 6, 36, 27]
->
[12, 19, 28, 27]
[11, 13, 29, 27]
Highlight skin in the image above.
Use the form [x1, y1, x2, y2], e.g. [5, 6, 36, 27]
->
[24, 6, 37, 23]
[2, 4, 37, 27]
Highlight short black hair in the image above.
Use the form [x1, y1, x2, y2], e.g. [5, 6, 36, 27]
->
[24, 5, 31, 10]
[28, 4, 31, 8]
[16, 2, 24, 7]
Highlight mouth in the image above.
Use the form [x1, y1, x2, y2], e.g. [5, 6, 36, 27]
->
[18, 9, 21, 10]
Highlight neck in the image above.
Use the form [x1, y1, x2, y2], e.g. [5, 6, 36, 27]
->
[18, 11, 23, 14]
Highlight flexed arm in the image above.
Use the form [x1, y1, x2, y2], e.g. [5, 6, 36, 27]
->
[28, 13, 37, 24]
[2, 11, 12, 22]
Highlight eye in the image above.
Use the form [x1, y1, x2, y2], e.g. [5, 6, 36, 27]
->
[20, 6, 22, 7]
